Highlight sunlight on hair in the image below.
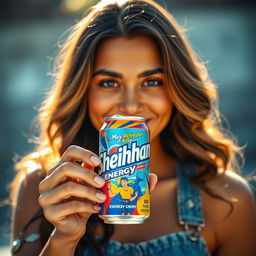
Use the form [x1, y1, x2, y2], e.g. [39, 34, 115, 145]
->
[23, 159, 41, 173]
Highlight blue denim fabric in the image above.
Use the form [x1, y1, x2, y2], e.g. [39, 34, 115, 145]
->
[83, 160, 211, 256]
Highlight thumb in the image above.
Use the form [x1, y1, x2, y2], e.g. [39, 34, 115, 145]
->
[149, 173, 158, 192]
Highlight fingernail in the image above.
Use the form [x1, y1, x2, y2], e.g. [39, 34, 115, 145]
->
[93, 205, 101, 211]
[94, 176, 105, 186]
[96, 192, 106, 200]
[90, 156, 101, 165]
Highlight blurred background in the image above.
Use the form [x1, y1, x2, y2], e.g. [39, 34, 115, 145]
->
[0, 0, 255, 254]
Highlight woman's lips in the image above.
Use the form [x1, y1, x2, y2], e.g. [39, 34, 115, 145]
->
[145, 118, 152, 124]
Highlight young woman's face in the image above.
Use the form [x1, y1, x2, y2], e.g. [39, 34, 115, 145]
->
[88, 35, 173, 141]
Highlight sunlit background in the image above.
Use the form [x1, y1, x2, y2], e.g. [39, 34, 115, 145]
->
[0, 0, 255, 254]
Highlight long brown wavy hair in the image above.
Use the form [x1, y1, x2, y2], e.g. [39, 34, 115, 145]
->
[11, 0, 243, 255]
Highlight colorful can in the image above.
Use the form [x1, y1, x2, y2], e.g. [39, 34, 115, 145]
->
[98, 115, 150, 224]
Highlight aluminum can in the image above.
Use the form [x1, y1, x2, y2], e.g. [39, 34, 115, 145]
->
[98, 115, 150, 224]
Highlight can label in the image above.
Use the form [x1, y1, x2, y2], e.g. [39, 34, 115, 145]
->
[99, 116, 150, 220]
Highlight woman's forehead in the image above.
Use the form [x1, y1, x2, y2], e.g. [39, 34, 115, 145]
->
[93, 35, 162, 69]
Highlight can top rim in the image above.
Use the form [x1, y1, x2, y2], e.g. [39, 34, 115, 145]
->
[104, 115, 146, 121]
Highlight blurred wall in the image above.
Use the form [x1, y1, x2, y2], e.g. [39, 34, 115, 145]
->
[0, 0, 255, 247]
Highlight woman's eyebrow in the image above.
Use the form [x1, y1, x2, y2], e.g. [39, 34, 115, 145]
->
[92, 67, 163, 78]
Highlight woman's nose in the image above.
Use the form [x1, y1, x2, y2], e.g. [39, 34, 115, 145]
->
[118, 88, 143, 115]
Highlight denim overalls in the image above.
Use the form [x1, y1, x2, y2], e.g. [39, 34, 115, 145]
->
[83, 161, 211, 256]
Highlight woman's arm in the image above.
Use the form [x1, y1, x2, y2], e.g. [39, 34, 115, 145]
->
[38, 229, 79, 256]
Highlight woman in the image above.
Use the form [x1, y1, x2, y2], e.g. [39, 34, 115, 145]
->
[10, 0, 256, 255]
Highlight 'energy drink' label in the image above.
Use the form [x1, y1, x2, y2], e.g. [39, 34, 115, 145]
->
[99, 115, 150, 222]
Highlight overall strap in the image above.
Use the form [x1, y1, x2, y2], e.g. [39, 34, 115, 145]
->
[177, 160, 205, 241]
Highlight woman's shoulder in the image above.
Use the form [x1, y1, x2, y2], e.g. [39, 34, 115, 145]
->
[205, 169, 254, 202]
[202, 169, 255, 219]
[14, 167, 46, 201]
[13, 166, 45, 208]
[12, 168, 45, 244]
[201, 169, 256, 254]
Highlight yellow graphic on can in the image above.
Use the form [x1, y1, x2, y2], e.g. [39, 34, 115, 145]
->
[136, 180, 150, 216]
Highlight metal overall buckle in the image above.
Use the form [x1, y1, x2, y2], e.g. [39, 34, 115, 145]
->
[180, 221, 205, 242]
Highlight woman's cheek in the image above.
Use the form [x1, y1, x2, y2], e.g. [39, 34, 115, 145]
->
[89, 92, 113, 115]
[89, 97, 105, 115]
[149, 93, 173, 114]
[88, 91, 118, 129]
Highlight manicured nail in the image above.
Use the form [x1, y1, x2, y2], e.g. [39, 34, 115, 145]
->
[93, 205, 101, 211]
[90, 156, 101, 165]
[96, 192, 106, 200]
[94, 176, 105, 186]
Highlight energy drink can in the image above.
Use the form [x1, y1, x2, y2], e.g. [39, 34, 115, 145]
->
[98, 115, 150, 224]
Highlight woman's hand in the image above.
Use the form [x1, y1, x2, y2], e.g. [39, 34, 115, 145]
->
[38, 144, 158, 243]
[38, 145, 106, 242]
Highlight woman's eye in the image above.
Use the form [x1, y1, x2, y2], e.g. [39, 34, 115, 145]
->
[98, 79, 119, 88]
[143, 79, 163, 87]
